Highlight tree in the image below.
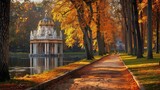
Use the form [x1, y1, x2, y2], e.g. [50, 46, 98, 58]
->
[120, 0, 133, 55]
[154, 0, 160, 53]
[70, 0, 95, 59]
[132, 0, 143, 58]
[96, 0, 109, 55]
[52, 0, 95, 59]
[147, 0, 153, 59]
[156, 8, 159, 54]
[0, 0, 10, 81]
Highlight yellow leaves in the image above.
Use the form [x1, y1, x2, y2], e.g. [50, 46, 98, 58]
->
[138, 15, 147, 23]
[52, 0, 86, 48]
[52, 0, 118, 49]
[138, 2, 147, 10]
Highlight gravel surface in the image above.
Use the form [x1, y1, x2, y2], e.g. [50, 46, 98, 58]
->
[46, 54, 139, 90]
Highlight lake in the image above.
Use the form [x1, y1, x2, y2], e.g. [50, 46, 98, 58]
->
[9, 53, 85, 78]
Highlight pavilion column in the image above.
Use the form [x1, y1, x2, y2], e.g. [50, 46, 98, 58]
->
[45, 57, 47, 70]
[54, 43, 58, 55]
[33, 43, 37, 54]
[45, 43, 47, 54]
[30, 43, 32, 54]
[30, 57, 33, 74]
[47, 43, 50, 54]
[33, 57, 38, 73]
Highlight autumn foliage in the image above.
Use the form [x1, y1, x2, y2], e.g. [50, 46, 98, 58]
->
[52, 0, 120, 57]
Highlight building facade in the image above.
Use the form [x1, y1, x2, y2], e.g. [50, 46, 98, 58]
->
[30, 12, 63, 57]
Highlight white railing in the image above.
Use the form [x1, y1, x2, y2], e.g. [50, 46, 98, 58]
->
[30, 35, 62, 40]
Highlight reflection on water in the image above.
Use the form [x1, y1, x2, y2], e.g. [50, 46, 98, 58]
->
[29, 57, 63, 74]
[9, 56, 70, 78]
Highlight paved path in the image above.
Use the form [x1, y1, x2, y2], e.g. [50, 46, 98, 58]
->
[46, 55, 139, 90]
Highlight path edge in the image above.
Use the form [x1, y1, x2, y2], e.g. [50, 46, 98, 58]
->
[26, 55, 108, 90]
[118, 55, 145, 90]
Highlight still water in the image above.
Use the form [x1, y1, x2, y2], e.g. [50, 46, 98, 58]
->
[9, 56, 76, 78]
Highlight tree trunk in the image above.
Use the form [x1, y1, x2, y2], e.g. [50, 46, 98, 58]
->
[132, 0, 143, 58]
[70, 0, 94, 59]
[131, 1, 137, 56]
[97, 31, 105, 55]
[102, 33, 107, 54]
[156, 8, 159, 53]
[0, 0, 10, 81]
[126, 0, 133, 55]
[96, 1, 105, 55]
[139, 0, 144, 54]
[147, 0, 153, 59]
[83, 32, 94, 59]
[120, 0, 128, 53]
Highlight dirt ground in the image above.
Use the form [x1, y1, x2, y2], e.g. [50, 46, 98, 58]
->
[46, 55, 139, 90]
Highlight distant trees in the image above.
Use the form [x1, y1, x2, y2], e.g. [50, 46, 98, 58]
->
[0, 0, 10, 81]
[9, 0, 45, 52]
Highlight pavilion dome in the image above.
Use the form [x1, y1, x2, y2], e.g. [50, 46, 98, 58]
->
[38, 11, 54, 26]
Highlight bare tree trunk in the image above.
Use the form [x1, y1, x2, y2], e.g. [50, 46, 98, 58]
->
[132, 0, 143, 58]
[83, 31, 94, 59]
[120, 0, 128, 53]
[156, 8, 159, 54]
[147, 0, 153, 59]
[131, 1, 137, 56]
[96, 1, 105, 55]
[0, 0, 10, 81]
[126, 0, 133, 55]
[139, 0, 144, 54]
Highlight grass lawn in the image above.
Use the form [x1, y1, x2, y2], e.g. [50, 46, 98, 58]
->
[120, 53, 160, 90]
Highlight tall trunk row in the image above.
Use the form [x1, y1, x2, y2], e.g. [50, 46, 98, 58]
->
[120, 0, 143, 58]
[120, 0, 157, 59]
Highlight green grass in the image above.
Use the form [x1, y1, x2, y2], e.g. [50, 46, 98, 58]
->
[120, 53, 160, 90]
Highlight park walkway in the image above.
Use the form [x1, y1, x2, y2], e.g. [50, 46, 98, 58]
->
[46, 55, 139, 90]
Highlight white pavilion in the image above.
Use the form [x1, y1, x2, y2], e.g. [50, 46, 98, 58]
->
[29, 11, 63, 57]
